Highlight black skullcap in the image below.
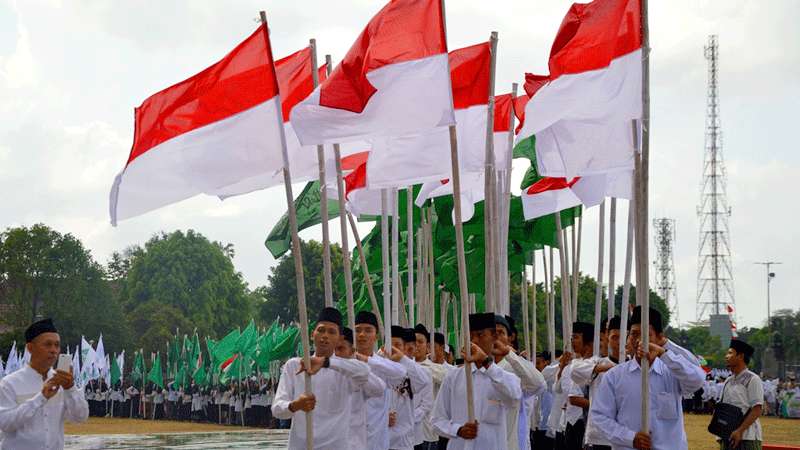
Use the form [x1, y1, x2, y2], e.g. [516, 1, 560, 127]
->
[403, 328, 417, 343]
[600, 318, 608, 333]
[355, 310, 379, 329]
[495, 315, 511, 333]
[555, 350, 563, 358]
[391, 325, 405, 339]
[434, 332, 445, 346]
[342, 327, 354, 345]
[25, 318, 58, 343]
[504, 315, 518, 335]
[317, 307, 342, 329]
[572, 321, 595, 343]
[414, 323, 430, 340]
[729, 339, 754, 359]
[469, 313, 496, 332]
[454, 358, 465, 366]
[607, 316, 622, 331]
[628, 306, 663, 334]
[537, 351, 552, 360]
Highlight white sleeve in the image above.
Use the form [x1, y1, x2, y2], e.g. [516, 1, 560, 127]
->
[570, 358, 597, 388]
[363, 371, 386, 399]
[368, 356, 407, 386]
[589, 370, 637, 448]
[660, 350, 705, 395]
[400, 356, 429, 394]
[63, 386, 90, 423]
[431, 370, 462, 439]
[665, 340, 700, 366]
[270, 359, 297, 420]
[414, 372, 433, 423]
[503, 350, 546, 395]
[329, 356, 370, 388]
[486, 364, 522, 408]
[0, 381, 47, 432]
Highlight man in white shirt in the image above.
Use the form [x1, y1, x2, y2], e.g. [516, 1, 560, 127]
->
[591, 306, 705, 450]
[494, 315, 545, 450]
[388, 326, 432, 450]
[353, 311, 408, 450]
[533, 351, 557, 450]
[0, 318, 89, 450]
[717, 339, 763, 450]
[432, 312, 522, 450]
[411, 324, 437, 450]
[559, 321, 594, 450]
[335, 326, 386, 449]
[271, 307, 371, 449]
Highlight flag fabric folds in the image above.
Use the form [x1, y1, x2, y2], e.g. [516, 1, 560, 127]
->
[291, 0, 454, 145]
[110, 24, 283, 225]
[516, 0, 642, 179]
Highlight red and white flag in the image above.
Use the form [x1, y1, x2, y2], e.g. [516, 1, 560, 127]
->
[516, 0, 642, 179]
[521, 177, 582, 220]
[339, 161, 383, 217]
[367, 42, 510, 188]
[109, 25, 283, 225]
[569, 169, 633, 207]
[291, 0, 454, 146]
[214, 47, 331, 199]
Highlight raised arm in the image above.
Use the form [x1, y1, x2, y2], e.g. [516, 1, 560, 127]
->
[659, 349, 705, 395]
[368, 355, 407, 386]
[485, 363, 522, 407]
[399, 355, 429, 394]
[503, 350, 546, 395]
[362, 371, 387, 399]
[62, 385, 89, 423]
[329, 356, 370, 388]
[589, 371, 637, 448]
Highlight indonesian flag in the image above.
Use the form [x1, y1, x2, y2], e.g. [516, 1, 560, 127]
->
[291, 0, 454, 145]
[339, 161, 383, 217]
[570, 169, 633, 207]
[521, 177, 582, 220]
[516, 0, 642, 179]
[415, 172, 484, 222]
[220, 354, 238, 374]
[367, 42, 511, 188]
[213, 47, 331, 199]
[109, 25, 283, 225]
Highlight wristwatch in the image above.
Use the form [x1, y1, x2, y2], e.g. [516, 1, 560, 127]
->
[322, 356, 331, 368]
[483, 356, 493, 367]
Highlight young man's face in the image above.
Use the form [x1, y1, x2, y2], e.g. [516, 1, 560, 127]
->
[354, 324, 377, 354]
[414, 333, 428, 360]
[628, 324, 660, 361]
[495, 324, 510, 346]
[599, 330, 608, 357]
[471, 327, 496, 355]
[724, 348, 743, 369]
[434, 342, 445, 362]
[391, 337, 405, 354]
[335, 338, 354, 359]
[571, 333, 592, 355]
[608, 329, 621, 360]
[535, 356, 549, 371]
[312, 321, 340, 356]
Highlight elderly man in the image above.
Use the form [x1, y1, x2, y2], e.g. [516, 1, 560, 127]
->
[0, 318, 89, 450]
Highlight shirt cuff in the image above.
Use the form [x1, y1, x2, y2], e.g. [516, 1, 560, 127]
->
[30, 392, 48, 407]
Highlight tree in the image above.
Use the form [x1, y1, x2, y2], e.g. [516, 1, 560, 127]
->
[119, 230, 254, 347]
[258, 239, 343, 326]
[0, 224, 129, 352]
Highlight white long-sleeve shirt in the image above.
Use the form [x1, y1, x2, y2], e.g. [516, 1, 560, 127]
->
[432, 362, 522, 450]
[590, 351, 705, 450]
[497, 350, 545, 450]
[271, 355, 369, 450]
[412, 359, 434, 446]
[571, 356, 615, 446]
[348, 359, 386, 449]
[419, 359, 450, 443]
[365, 355, 407, 450]
[389, 356, 429, 450]
[0, 365, 89, 450]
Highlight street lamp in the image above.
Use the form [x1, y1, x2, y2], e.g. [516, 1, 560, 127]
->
[754, 261, 781, 342]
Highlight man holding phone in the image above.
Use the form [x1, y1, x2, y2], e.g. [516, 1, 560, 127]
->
[0, 318, 89, 449]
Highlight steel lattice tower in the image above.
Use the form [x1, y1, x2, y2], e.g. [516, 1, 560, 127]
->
[653, 218, 678, 325]
[696, 35, 735, 323]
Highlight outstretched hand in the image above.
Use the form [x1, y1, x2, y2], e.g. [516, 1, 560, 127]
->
[297, 356, 325, 375]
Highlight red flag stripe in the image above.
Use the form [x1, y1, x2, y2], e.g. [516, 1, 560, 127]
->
[276, 48, 328, 122]
[450, 42, 491, 110]
[319, 0, 447, 113]
[526, 177, 580, 195]
[341, 151, 370, 171]
[128, 25, 279, 166]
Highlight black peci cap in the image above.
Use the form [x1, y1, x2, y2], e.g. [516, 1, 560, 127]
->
[607, 316, 622, 331]
[628, 306, 663, 334]
[572, 321, 595, 343]
[317, 307, 343, 329]
[469, 313, 496, 332]
[434, 332, 446, 346]
[355, 311, 379, 329]
[342, 327, 354, 345]
[25, 318, 58, 343]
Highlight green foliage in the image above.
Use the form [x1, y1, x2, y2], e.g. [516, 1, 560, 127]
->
[0, 224, 129, 352]
[120, 230, 254, 346]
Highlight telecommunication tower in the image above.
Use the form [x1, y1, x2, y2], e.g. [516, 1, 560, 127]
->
[696, 35, 735, 334]
[653, 218, 678, 325]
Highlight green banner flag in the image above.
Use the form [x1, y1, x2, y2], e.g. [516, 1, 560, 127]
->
[265, 181, 341, 258]
[147, 353, 164, 389]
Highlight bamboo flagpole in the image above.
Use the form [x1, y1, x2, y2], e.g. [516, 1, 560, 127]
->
[544, 249, 555, 359]
[259, 13, 313, 449]
[593, 200, 606, 356]
[482, 32, 499, 314]
[572, 217, 582, 319]
[521, 265, 530, 357]
[498, 82, 518, 316]
[381, 190, 392, 353]
[531, 254, 537, 357]
[347, 212, 384, 336]
[620, 197, 634, 357]
[608, 197, 617, 317]
[636, 0, 652, 432]
[555, 214, 572, 352]
[407, 186, 415, 325]
[309, 40, 333, 308]
[391, 188, 401, 325]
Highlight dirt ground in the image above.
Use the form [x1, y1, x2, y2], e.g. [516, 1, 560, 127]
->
[65, 414, 800, 448]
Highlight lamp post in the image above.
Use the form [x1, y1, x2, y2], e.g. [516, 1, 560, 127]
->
[754, 261, 781, 343]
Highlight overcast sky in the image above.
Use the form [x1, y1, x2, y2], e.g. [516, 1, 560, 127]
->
[1, 0, 797, 329]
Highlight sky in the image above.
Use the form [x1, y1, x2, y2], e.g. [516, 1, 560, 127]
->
[1, 0, 797, 329]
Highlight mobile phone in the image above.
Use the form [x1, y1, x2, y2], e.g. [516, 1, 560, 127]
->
[57, 354, 71, 372]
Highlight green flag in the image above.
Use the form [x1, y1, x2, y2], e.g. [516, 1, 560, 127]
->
[213, 329, 240, 367]
[147, 353, 164, 389]
[131, 351, 146, 385]
[265, 181, 341, 258]
[110, 354, 121, 386]
[237, 320, 258, 358]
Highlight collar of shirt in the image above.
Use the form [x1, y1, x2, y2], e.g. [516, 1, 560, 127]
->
[625, 357, 665, 376]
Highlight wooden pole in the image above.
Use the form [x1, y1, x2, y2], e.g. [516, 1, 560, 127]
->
[620, 197, 634, 357]
[498, 83, 518, 316]
[555, 214, 572, 352]
[608, 197, 617, 318]
[572, 216, 582, 319]
[381, 190, 392, 353]
[407, 186, 415, 325]
[309, 40, 333, 308]
[544, 249, 555, 358]
[391, 188, 401, 325]
[521, 265, 530, 358]
[260, 13, 313, 448]
[531, 254, 537, 356]
[593, 200, 606, 357]
[347, 212, 384, 336]
[483, 32, 499, 313]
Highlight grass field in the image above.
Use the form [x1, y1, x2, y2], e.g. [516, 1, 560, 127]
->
[65, 414, 800, 448]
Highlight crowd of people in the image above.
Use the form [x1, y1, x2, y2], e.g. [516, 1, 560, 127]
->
[0, 309, 779, 450]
